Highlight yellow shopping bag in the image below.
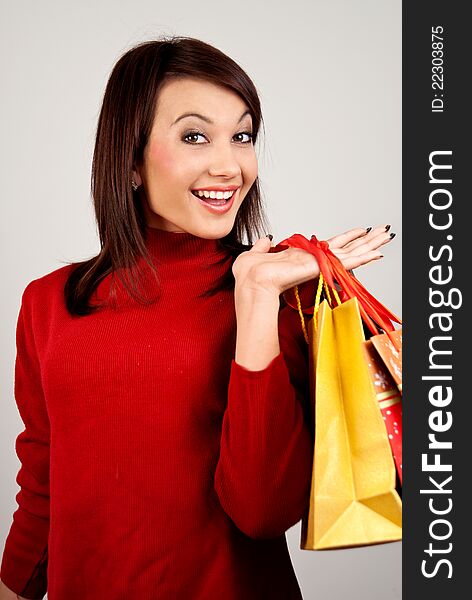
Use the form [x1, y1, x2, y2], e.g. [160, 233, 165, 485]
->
[299, 296, 402, 550]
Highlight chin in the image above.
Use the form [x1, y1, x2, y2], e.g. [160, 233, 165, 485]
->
[186, 216, 234, 240]
[195, 229, 230, 240]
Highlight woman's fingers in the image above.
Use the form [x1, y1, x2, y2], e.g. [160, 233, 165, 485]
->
[338, 250, 384, 271]
[341, 224, 392, 252]
[327, 224, 394, 252]
[326, 227, 370, 250]
[337, 229, 395, 258]
[306, 224, 397, 273]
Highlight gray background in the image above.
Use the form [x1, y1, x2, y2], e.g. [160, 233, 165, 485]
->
[0, 0, 401, 598]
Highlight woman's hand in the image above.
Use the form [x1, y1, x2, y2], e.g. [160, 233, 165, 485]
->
[232, 224, 395, 297]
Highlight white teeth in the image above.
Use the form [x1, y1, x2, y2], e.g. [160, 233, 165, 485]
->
[193, 189, 235, 200]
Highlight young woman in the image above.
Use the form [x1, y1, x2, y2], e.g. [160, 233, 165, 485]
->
[0, 36, 395, 600]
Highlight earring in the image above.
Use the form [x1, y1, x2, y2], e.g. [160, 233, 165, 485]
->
[131, 179, 139, 191]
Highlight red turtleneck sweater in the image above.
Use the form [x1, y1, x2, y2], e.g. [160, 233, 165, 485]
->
[1, 226, 314, 600]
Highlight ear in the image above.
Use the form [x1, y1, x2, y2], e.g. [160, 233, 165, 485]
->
[131, 167, 143, 186]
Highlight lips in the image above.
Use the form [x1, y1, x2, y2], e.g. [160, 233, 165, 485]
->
[191, 185, 240, 192]
[191, 192, 228, 206]
[190, 188, 238, 214]
[191, 190, 236, 203]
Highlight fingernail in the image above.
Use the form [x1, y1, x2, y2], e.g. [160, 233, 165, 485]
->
[375, 254, 384, 260]
[390, 232, 396, 239]
[385, 224, 391, 232]
[365, 227, 372, 233]
[266, 233, 273, 241]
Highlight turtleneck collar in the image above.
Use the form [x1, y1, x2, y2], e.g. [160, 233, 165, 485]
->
[92, 225, 235, 309]
[143, 224, 230, 267]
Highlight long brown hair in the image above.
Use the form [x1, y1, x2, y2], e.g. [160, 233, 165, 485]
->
[64, 35, 271, 316]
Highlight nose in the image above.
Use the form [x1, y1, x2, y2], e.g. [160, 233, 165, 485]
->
[207, 144, 241, 179]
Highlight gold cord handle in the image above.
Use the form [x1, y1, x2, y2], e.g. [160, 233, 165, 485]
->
[294, 273, 342, 344]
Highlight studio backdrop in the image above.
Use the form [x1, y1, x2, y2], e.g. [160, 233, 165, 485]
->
[0, 1, 401, 598]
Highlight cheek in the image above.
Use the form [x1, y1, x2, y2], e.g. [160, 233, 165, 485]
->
[147, 144, 175, 175]
[148, 142, 200, 185]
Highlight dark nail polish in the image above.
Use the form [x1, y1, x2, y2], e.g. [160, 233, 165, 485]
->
[390, 232, 396, 239]
[376, 254, 384, 259]
[365, 227, 372, 233]
[385, 224, 391, 232]
[266, 233, 273, 241]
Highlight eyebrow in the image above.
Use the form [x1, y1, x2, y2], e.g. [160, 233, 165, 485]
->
[171, 109, 252, 126]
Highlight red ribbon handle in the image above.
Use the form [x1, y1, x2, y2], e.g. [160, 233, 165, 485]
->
[273, 233, 402, 345]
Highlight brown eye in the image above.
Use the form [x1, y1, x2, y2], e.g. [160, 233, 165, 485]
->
[234, 132, 253, 143]
[182, 131, 207, 144]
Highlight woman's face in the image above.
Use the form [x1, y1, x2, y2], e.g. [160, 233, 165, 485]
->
[133, 77, 258, 238]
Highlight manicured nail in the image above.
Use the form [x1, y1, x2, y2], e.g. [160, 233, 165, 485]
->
[375, 254, 384, 260]
[385, 224, 391, 232]
[390, 232, 396, 239]
[266, 233, 273, 241]
[365, 227, 372, 233]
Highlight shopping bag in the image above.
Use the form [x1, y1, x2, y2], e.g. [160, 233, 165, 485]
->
[271, 233, 402, 550]
[299, 296, 402, 550]
[370, 329, 403, 394]
[363, 340, 403, 484]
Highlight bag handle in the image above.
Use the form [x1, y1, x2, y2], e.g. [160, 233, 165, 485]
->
[276, 233, 402, 350]
[294, 273, 341, 344]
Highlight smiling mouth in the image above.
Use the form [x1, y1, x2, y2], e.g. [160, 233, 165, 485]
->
[190, 189, 238, 205]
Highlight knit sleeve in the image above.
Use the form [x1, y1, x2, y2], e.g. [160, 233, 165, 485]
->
[0, 283, 49, 599]
[214, 304, 314, 539]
